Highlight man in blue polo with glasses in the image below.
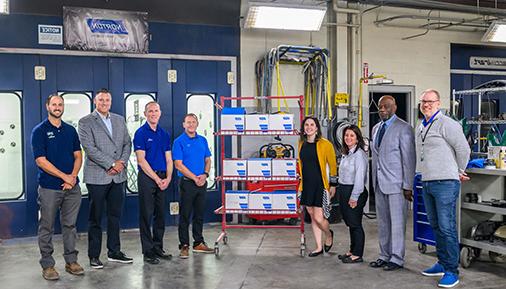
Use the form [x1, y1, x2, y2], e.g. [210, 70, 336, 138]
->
[173, 113, 214, 259]
[416, 89, 470, 288]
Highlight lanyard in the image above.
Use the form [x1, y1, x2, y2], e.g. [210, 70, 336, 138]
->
[420, 116, 438, 162]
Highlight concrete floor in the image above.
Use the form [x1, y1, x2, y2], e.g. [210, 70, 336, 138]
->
[0, 216, 505, 289]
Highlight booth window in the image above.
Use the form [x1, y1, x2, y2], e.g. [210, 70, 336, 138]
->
[187, 93, 216, 189]
[0, 92, 23, 200]
[60, 92, 92, 195]
[125, 93, 156, 193]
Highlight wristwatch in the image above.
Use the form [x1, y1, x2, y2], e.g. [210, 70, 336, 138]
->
[109, 162, 116, 170]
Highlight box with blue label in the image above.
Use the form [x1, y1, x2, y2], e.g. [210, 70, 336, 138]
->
[247, 158, 271, 177]
[268, 114, 294, 131]
[248, 192, 272, 210]
[225, 190, 249, 210]
[223, 159, 247, 177]
[271, 190, 297, 211]
[245, 114, 269, 132]
[272, 159, 297, 177]
[221, 115, 245, 132]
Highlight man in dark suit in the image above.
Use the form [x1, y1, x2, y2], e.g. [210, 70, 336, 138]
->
[370, 95, 416, 271]
[78, 89, 133, 269]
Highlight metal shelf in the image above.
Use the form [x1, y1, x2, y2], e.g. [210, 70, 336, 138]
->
[466, 120, 506, 125]
[214, 206, 297, 215]
[461, 202, 506, 215]
[215, 130, 299, 136]
[461, 238, 506, 255]
[218, 176, 298, 181]
[466, 168, 506, 176]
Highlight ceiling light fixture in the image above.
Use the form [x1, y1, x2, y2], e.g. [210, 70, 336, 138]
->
[244, 2, 327, 31]
[482, 21, 506, 43]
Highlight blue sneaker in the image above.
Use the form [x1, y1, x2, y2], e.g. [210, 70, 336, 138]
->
[421, 263, 445, 277]
[438, 272, 459, 288]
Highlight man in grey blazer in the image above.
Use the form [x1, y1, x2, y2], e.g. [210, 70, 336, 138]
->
[78, 89, 133, 269]
[369, 95, 416, 271]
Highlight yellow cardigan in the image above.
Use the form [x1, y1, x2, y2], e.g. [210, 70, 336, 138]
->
[297, 137, 337, 191]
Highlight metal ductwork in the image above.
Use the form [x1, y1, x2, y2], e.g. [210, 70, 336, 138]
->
[346, 0, 506, 18]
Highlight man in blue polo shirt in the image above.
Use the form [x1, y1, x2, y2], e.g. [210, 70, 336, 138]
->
[31, 94, 84, 280]
[173, 113, 213, 258]
[133, 102, 173, 264]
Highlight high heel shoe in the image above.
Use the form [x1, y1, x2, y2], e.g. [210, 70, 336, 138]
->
[324, 229, 334, 253]
[308, 250, 324, 257]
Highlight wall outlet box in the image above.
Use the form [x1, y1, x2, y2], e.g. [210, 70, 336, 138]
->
[245, 114, 269, 132]
[221, 115, 244, 132]
[248, 192, 272, 210]
[268, 114, 293, 131]
[167, 69, 177, 83]
[223, 159, 247, 176]
[169, 202, 179, 215]
[225, 190, 249, 210]
[247, 158, 271, 177]
[271, 190, 297, 211]
[272, 159, 297, 177]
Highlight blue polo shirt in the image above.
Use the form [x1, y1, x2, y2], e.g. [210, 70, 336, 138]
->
[172, 132, 211, 176]
[31, 119, 81, 190]
[133, 122, 171, 171]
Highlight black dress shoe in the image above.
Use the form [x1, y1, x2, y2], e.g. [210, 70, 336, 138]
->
[308, 250, 324, 257]
[324, 229, 334, 253]
[338, 253, 351, 260]
[369, 259, 388, 268]
[153, 249, 172, 260]
[341, 256, 363, 263]
[383, 262, 403, 271]
[143, 254, 160, 265]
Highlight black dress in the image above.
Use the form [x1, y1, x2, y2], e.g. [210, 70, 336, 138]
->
[300, 141, 324, 207]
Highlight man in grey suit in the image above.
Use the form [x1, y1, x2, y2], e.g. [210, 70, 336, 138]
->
[369, 95, 416, 271]
[78, 89, 133, 269]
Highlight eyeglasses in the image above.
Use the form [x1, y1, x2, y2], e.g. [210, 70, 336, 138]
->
[420, 99, 439, 105]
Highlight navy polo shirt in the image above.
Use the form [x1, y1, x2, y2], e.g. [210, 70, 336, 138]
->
[31, 119, 81, 190]
[172, 132, 211, 177]
[133, 122, 171, 171]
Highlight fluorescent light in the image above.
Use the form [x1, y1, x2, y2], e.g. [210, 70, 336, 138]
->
[244, 3, 326, 31]
[0, 0, 8, 15]
[482, 21, 506, 43]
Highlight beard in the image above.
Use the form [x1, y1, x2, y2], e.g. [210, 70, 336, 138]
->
[49, 110, 62, 119]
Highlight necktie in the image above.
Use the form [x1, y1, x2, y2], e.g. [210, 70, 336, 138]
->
[377, 123, 386, 148]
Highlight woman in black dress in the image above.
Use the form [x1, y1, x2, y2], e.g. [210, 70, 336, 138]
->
[298, 116, 337, 257]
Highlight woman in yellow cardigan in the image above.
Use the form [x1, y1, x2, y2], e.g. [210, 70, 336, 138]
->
[297, 116, 337, 257]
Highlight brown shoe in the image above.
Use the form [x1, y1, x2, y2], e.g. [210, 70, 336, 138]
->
[192, 242, 214, 254]
[42, 266, 59, 281]
[179, 245, 189, 259]
[65, 262, 84, 275]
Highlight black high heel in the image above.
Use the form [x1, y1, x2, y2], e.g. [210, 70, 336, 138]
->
[308, 250, 324, 257]
[324, 229, 334, 253]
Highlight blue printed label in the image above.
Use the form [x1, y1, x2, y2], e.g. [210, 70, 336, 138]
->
[87, 19, 129, 34]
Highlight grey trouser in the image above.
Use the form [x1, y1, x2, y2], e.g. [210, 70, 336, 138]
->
[37, 185, 82, 269]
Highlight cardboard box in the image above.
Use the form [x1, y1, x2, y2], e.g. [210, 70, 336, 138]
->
[268, 114, 294, 131]
[248, 192, 272, 210]
[245, 114, 269, 131]
[271, 190, 297, 211]
[220, 115, 245, 131]
[272, 159, 297, 177]
[225, 190, 249, 210]
[247, 158, 271, 177]
[223, 159, 247, 176]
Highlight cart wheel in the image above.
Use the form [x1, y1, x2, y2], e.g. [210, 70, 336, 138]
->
[288, 218, 298, 225]
[460, 247, 473, 268]
[472, 248, 482, 259]
[489, 251, 506, 263]
[214, 242, 220, 257]
[223, 235, 228, 245]
[418, 243, 427, 254]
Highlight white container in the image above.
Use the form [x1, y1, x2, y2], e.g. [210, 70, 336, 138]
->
[220, 115, 245, 132]
[271, 190, 297, 211]
[247, 158, 271, 177]
[223, 159, 247, 176]
[225, 190, 249, 210]
[272, 159, 297, 177]
[248, 192, 272, 210]
[269, 114, 294, 131]
[245, 114, 269, 131]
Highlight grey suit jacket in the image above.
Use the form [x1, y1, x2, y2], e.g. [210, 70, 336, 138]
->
[371, 116, 416, 194]
[78, 110, 132, 185]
